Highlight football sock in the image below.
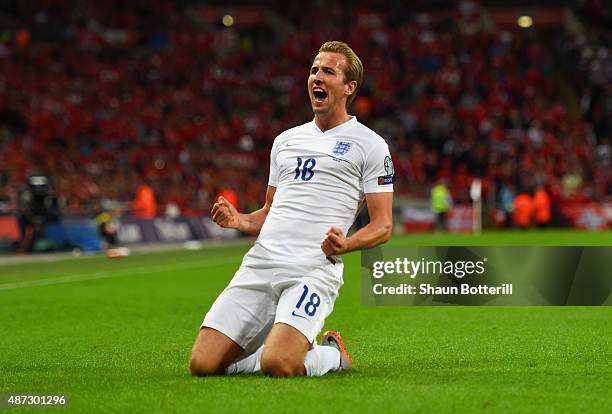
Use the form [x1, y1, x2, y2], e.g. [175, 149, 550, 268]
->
[303, 345, 341, 376]
[225, 344, 341, 376]
[225, 346, 263, 375]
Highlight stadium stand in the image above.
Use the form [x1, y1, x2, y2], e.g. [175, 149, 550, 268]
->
[0, 1, 609, 245]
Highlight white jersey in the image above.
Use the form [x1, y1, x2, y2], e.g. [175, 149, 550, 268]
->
[242, 116, 394, 268]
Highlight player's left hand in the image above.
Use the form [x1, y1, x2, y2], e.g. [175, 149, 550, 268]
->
[321, 226, 348, 256]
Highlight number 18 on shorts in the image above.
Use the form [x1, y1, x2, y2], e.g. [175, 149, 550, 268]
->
[275, 279, 336, 344]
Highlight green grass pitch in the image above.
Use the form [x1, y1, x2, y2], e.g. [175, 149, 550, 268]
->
[1, 230, 611, 413]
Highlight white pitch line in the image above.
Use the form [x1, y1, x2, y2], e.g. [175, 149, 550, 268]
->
[0, 256, 243, 291]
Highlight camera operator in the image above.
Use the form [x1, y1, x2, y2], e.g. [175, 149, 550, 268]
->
[17, 175, 60, 253]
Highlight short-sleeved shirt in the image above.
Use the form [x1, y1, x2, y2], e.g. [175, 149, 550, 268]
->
[243, 116, 394, 268]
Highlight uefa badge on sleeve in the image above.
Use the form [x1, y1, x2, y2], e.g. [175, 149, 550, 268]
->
[378, 156, 394, 185]
[384, 156, 394, 176]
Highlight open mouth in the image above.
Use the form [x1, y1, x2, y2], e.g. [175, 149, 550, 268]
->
[313, 87, 328, 103]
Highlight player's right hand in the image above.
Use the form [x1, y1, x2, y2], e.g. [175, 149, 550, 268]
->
[211, 196, 240, 228]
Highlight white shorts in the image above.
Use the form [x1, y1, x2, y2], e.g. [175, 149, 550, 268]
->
[201, 261, 343, 354]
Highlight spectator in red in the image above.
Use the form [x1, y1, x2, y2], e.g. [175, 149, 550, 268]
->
[533, 186, 551, 228]
[513, 192, 534, 229]
[132, 183, 156, 219]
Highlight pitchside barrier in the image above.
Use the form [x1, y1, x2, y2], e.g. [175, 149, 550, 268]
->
[115, 217, 239, 245]
[0, 215, 20, 252]
[45, 219, 102, 252]
[0, 216, 19, 241]
[401, 202, 612, 232]
[0, 215, 240, 253]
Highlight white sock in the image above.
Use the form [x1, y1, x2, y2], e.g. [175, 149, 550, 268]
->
[225, 346, 263, 375]
[304, 345, 341, 376]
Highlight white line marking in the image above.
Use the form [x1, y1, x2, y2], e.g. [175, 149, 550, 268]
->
[0, 256, 242, 291]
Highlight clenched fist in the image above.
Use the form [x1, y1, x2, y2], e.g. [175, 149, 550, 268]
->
[321, 226, 348, 256]
[211, 196, 239, 228]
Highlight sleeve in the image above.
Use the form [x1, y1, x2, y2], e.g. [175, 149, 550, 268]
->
[267, 138, 280, 187]
[362, 140, 394, 193]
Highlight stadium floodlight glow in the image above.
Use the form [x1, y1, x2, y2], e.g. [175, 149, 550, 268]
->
[517, 15, 533, 28]
[222, 14, 234, 27]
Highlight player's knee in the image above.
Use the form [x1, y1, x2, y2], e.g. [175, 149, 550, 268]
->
[189, 354, 221, 376]
[260, 353, 304, 377]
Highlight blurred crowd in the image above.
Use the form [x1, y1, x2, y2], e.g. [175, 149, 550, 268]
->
[0, 0, 609, 219]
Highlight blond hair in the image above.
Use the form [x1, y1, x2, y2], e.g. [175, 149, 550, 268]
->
[318, 41, 363, 107]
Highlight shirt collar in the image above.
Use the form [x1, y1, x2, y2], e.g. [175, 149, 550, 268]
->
[311, 116, 357, 135]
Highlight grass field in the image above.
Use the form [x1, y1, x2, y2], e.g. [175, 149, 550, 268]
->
[1, 231, 611, 413]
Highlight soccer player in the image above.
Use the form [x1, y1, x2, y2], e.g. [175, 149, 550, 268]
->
[189, 41, 394, 377]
